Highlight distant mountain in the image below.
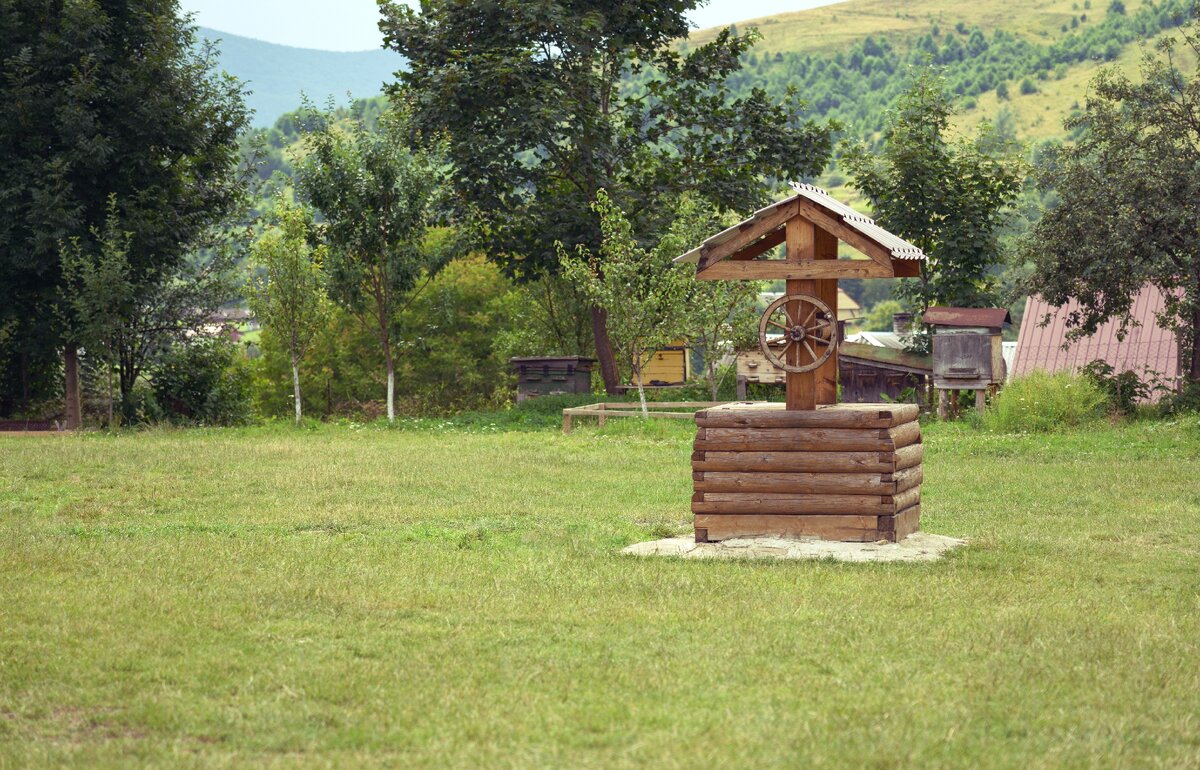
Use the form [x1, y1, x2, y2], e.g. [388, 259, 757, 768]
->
[197, 27, 402, 127]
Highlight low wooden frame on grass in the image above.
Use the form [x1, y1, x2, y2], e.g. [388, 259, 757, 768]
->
[561, 402, 730, 434]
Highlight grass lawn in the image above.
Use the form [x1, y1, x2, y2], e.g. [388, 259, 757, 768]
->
[2, 415, 1199, 768]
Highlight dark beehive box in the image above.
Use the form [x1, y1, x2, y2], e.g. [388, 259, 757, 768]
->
[509, 357, 595, 402]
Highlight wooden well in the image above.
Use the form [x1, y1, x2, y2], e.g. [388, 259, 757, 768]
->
[691, 402, 922, 542]
[675, 183, 929, 543]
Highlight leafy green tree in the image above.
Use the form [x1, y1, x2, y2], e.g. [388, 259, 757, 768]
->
[0, 0, 250, 426]
[246, 196, 330, 425]
[861, 300, 905, 333]
[1022, 24, 1200, 387]
[58, 198, 135, 426]
[843, 69, 1023, 350]
[658, 196, 759, 401]
[379, 1, 833, 393]
[559, 191, 691, 416]
[57, 196, 237, 424]
[295, 105, 450, 421]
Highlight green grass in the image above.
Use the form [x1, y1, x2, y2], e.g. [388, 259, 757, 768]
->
[2, 415, 1200, 768]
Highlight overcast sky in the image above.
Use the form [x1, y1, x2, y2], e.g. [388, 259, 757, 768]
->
[180, 0, 846, 51]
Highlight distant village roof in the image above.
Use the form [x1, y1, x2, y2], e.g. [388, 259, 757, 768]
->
[1012, 285, 1180, 389]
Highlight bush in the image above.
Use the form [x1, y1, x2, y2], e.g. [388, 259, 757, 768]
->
[983, 370, 1109, 432]
[1080, 359, 1149, 415]
[152, 338, 253, 425]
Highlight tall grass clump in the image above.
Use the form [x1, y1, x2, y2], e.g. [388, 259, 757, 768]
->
[983, 370, 1110, 432]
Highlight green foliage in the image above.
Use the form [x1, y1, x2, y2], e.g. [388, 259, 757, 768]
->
[246, 195, 330, 424]
[152, 339, 253, 426]
[861, 300, 904, 332]
[559, 191, 692, 414]
[492, 272, 596, 362]
[1022, 18, 1200, 386]
[657, 196, 760, 400]
[983, 370, 1109, 432]
[1080, 359, 1151, 415]
[296, 102, 451, 420]
[843, 69, 1024, 350]
[0, 0, 251, 361]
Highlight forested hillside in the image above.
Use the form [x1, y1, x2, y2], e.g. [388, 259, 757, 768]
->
[197, 27, 401, 126]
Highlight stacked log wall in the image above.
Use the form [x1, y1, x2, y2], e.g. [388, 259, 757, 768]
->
[691, 404, 923, 543]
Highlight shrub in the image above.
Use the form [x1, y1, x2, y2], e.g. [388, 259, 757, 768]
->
[1080, 359, 1149, 415]
[983, 370, 1109, 432]
[152, 338, 253, 425]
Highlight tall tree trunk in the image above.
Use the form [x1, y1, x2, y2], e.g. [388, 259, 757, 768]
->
[384, 345, 395, 422]
[63, 342, 81, 430]
[634, 358, 649, 418]
[107, 362, 115, 428]
[591, 305, 620, 395]
[708, 358, 719, 402]
[291, 352, 302, 426]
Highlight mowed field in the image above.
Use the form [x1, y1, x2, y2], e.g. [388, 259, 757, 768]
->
[2, 417, 1200, 768]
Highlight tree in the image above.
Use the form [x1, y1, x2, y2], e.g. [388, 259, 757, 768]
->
[1022, 24, 1200, 388]
[0, 0, 250, 426]
[380, 1, 832, 394]
[559, 191, 691, 416]
[843, 69, 1023, 350]
[58, 198, 135, 426]
[246, 196, 330, 425]
[295, 105, 449, 422]
[658, 196, 759, 400]
[57, 196, 238, 425]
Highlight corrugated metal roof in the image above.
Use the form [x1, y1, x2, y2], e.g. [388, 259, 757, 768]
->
[923, 307, 1012, 328]
[674, 183, 926, 264]
[1012, 285, 1180, 395]
[844, 331, 907, 350]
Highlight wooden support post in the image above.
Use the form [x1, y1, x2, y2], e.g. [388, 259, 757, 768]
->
[937, 389, 948, 421]
[562, 413, 572, 434]
[785, 218, 816, 411]
[736, 376, 748, 401]
[975, 389, 986, 414]
[814, 226, 839, 405]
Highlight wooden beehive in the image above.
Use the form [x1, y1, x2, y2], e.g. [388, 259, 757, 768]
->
[691, 402, 923, 543]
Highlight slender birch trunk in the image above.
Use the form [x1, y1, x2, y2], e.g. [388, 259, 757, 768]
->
[291, 351, 302, 425]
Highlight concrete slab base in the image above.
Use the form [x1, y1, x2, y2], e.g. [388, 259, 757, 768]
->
[622, 532, 966, 563]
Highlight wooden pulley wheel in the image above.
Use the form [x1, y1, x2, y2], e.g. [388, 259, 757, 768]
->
[758, 293, 837, 374]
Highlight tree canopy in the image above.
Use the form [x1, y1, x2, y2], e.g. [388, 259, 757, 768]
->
[1022, 22, 1200, 386]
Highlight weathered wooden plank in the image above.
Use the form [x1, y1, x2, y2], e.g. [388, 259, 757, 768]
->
[696, 259, 892, 281]
[890, 485, 921, 513]
[892, 466, 923, 493]
[696, 200, 800, 269]
[694, 492, 891, 515]
[729, 227, 785, 261]
[694, 513, 880, 542]
[693, 450, 895, 474]
[695, 404, 917, 429]
[694, 471, 891, 495]
[893, 443, 924, 472]
[887, 421, 922, 451]
[695, 426, 893, 452]
[877, 504, 921, 542]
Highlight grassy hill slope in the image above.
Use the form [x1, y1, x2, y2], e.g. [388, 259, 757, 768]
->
[198, 27, 402, 127]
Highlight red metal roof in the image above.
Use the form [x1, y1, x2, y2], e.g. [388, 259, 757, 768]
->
[923, 307, 1012, 328]
[1012, 285, 1180, 392]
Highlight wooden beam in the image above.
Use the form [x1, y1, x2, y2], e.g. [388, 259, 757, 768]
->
[794, 199, 896, 271]
[729, 227, 785, 261]
[696, 200, 799, 270]
[695, 260, 891, 280]
[815, 226, 839, 406]
[786, 217, 816, 411]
